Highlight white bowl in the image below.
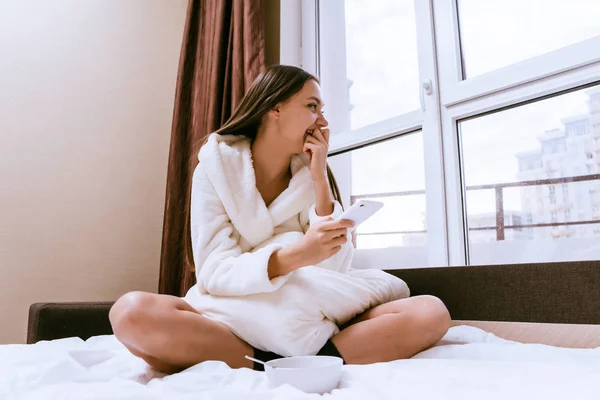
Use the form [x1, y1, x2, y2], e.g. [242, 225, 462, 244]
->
[264, 355, 343, 394]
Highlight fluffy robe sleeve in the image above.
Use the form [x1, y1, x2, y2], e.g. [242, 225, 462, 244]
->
[190, 164, 292, 296]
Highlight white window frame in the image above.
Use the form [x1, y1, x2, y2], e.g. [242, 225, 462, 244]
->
[279, 0, 302, 68]
[434, 0, 600, 108]
[434, 0, 600, 265]
[310, 0, 450, 269]
[282, 0, 600, 268]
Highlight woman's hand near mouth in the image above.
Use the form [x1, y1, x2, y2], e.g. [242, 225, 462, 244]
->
[303, 127, 330, 182]
[303, 127, 334, 216]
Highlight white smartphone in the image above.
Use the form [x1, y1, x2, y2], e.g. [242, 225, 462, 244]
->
[336, 200, 384, 228]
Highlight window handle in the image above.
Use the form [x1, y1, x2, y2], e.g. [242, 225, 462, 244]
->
[420, 79, 433, 111]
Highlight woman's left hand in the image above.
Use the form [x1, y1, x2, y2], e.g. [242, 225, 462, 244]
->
[303, 127, 330, 182]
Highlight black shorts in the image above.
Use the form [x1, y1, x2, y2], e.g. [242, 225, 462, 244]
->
[252, 339, 345, 371]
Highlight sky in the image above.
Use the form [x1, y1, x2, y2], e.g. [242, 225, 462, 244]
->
[330, 0, 600, 238]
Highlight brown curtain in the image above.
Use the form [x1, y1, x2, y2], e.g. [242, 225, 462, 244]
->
[158, 0, 266, 296]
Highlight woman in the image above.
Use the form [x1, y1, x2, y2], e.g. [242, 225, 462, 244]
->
[109, 65, 451, 374]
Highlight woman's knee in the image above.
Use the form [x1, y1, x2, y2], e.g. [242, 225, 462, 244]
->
[412, 295, 451, 338]
[109, 291, 158, 338]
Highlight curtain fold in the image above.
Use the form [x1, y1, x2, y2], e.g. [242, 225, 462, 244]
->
[159, 0, 266, 296]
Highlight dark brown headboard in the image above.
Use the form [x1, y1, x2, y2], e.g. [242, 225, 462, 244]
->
[27, 260, 600, 344]
[387, 260, 600, 325]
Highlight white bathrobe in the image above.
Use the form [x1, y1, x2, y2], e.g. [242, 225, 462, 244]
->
[183, 133, 409, 357]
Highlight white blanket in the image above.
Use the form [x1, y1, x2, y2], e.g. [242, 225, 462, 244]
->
[2, 326, 599, 399]
[183, 133, 408, 356]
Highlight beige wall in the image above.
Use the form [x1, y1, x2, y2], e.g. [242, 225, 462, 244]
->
[0, 0, 188, 344]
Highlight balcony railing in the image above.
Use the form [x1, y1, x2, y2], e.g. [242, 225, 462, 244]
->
[350, 173, 600, 241]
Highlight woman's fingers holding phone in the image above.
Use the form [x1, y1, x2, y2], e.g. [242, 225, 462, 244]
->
[321, 218, 355, 231]
[327, 245, 343, 257]
[314, 226, 347, 243]
[295, 218, 349, 266]
[330, 234, 348, 247]
[324, 228, 348, 241]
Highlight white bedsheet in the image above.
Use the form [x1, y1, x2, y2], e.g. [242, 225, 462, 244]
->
[2, 326, 599, 399]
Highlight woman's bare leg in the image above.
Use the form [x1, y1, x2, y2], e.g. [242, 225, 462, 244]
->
[109, 291, 253, 374]
[332, 295, 451, 364]
[110, 292, 450, 372]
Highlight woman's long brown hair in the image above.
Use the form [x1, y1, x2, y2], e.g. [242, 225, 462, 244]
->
[186, 65, 343, 271]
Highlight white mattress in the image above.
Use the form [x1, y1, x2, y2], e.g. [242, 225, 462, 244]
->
[2, 326, 599, 399]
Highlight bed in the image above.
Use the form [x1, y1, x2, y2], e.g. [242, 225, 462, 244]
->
[3, 261, 600, 399]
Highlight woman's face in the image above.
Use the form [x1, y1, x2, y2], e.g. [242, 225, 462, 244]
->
[274, 79, 328, 153]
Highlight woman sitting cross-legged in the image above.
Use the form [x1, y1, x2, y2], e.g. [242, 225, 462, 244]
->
[109, 65, 451, 374]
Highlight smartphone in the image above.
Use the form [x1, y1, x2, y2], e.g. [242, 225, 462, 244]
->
[337, 200, 384, 228]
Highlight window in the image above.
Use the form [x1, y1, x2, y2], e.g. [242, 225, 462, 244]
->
[295, 0, 600, 267]
[330, 134, 427, 248]
[549, 185, 557, 205]
[565, 119, 590, 137]
[513, 216, 523, 231]
[559, 141, 567, 152]
[519, 157, 542, 172]
[343, 0, 420, 129]
[329, 133, 429, 268]
[543, 140, 563, 154]
[457, 0, 600, 78]
[459, 85, 600, 264]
